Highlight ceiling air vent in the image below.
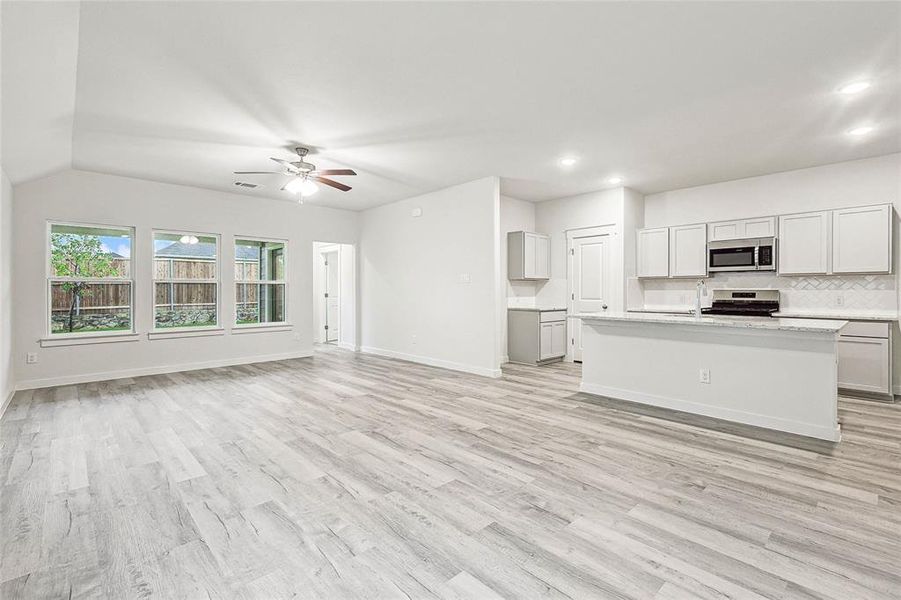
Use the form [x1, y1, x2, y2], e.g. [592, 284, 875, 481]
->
[234, 181, 259, 188]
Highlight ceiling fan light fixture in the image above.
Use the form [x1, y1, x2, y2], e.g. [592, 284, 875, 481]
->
[284, 177, 319, 196]
[179, 235, 199, 245]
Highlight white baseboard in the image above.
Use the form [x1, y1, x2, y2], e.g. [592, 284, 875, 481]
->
[15, 351, 313, 391]
[360, 346, 502, 379]
[580, 381, 841, 442]
[337, 341, 360, 352]
[0, 386, 14, 420]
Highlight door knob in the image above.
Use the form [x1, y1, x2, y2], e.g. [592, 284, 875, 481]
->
[602, 304, 608, 310]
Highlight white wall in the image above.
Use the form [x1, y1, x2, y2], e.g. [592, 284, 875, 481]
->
[339, 243, 357, 350]
[0, 170, 13, 409]
[498, 195, 537, 362]
[13, 169, 359, 389]
[360, 176, 502, 377]
[534, 187, 627, 310]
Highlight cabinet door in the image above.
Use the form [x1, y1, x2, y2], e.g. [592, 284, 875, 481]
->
[535, 235, 550, 279]
[744, 217, 776, 238]
[539, 323, 555, 360]
[669, 224, 707, 278]
[551, 321, 567, 357]
[838, 337, 890, 394]
[778, 211, 830, 275]
[637, 228, 669, 278]
[832, 205, 891, 274]
[708, 220, 743, 242]
[523, 233, 538, 279]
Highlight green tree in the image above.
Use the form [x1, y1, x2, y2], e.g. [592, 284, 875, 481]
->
[50, 234, 119, 332]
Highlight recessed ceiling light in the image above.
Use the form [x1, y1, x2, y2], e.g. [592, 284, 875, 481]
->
[838, 80, 872, 95]
[559, 157, 578, 167]
[607, 176, 623, 185]
[847, 125, 875, 136]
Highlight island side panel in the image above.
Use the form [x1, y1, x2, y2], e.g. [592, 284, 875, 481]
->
[579, 320, 840, 441]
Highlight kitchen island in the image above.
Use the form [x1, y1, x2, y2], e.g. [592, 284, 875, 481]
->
[577, 312, 847, 441]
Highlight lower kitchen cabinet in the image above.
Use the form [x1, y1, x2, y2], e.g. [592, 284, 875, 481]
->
[508, 309, 567, 365]
[837, 321, 893, 397]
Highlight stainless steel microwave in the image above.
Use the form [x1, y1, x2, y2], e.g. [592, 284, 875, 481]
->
[707, 237, 776, 272]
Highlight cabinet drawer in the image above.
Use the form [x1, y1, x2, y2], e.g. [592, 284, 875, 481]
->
[540, 310, 567, 323]
[840, 321, 889, 339]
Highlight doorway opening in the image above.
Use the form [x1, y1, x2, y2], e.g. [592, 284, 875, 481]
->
[312, 242, 356, 348]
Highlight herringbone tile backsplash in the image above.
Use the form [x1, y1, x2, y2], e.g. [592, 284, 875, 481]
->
[640, 272, 898, 313]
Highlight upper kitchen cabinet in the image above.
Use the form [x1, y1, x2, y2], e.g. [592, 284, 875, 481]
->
[832, 204, 892, 274]
[637, 227, 669, 278]
[708, 216, 776, 241]
[669, 224, 707, 278]
[778, 211, 831, 275]
[508, 231, 551, 280]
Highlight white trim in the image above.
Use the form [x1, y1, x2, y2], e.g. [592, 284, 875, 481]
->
[15, 351, 313, 391]
[360, 346, 502, 379]
[579, 381, 842, 442]
[0, 387, 15, 420]
[231, 324, 293, 334]
[337, 341, 360, 352]
[41, 332, 141, 347]
[148, 327, 225, 340]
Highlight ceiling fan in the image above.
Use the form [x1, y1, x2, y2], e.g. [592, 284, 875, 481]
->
[234, 146, 356, 200]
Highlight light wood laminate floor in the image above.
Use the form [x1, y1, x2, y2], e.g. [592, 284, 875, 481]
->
[2, 346, 900, 599]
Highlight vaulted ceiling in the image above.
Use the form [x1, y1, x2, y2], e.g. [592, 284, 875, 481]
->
[2, 1, 899, 210]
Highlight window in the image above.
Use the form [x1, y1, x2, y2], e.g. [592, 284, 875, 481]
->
[153, 232, 219, 329]
[48, 223, 134, 336]
[235, 239, 286, 326]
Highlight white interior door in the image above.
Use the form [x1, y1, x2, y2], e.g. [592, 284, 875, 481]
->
[569, 234, 610, 362]
[323, 250, 340, 342]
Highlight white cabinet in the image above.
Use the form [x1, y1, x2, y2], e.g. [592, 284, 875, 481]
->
[508, 231, 551, 280]
[832, 205, 892, 274]
[540, 321, 567, 360]
[778, 211, 830, 275]
[637, 227, 669, 278]
[669, 224, 707, 278]
[838, 321, 892, 396]
[708, 217, 776, 241]
[508, 309, 566, 365]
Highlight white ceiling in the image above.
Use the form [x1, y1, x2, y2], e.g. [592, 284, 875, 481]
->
[2, 1, 899, 210]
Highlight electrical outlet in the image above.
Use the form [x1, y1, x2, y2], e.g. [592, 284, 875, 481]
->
[26, 353, 38, 364]
[836, 295, 845, 307]
[699, 368, 710, 384]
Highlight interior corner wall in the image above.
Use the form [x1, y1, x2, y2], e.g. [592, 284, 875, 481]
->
[338, 244, 357, 350]
[1, 170, 14, 410]
[359, 176, 502, 378]
[12, 169, 359, 389]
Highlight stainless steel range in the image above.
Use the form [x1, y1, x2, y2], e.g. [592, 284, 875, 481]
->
[701, 289, 780, 317]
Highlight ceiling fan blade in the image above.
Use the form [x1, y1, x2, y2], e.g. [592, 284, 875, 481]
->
[313, 177, 352, 192]
[311, 169, 357, 176]
[234, 171, 282, 175]
[270, 157, 299, 172]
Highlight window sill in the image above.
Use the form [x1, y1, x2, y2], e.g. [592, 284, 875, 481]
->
[41, 332, 141, 348]
[232, 323, 293, 334]
[147, 327, 226, 340]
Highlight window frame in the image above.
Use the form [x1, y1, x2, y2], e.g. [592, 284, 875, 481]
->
[233, 236, 289, 329]
[151, 229, 221, 332]
[45, 220, 136, 339]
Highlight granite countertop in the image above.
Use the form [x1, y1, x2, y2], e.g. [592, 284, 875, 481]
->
[772, 310, 899, 322]
[577, 311, 847, 333]
[507, 307, 567, 312]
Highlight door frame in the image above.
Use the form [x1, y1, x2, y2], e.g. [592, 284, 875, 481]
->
[566, 224, 617, 362]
